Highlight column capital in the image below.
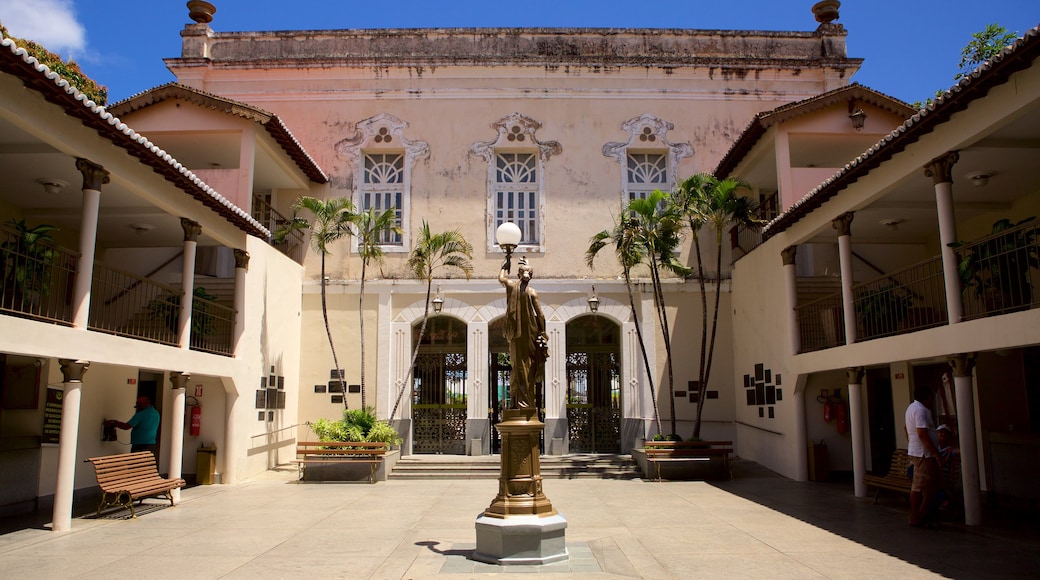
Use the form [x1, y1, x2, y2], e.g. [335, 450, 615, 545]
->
[234, 249, 250, 270]
[180, 218, 202, 242]
[924, 151, 960, 185]
[846, 366, 864, 385]
[74, 158, 110, 191]
[781, 245, 798, 266]
[169, 371, 192, 390]
[947, 353, 976, 377]
[832, 212, 855, 237]
[59, 359, 91, 382]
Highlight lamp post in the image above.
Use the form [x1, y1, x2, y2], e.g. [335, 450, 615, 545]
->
[496, 222, 522, 258]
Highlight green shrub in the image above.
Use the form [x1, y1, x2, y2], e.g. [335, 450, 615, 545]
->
[365, 422, 402, 446]
[343, 407, 376, 434]
[0, 24, 107, 105]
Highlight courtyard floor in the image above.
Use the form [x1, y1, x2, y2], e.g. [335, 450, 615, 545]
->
[0, 460, 1037, 579]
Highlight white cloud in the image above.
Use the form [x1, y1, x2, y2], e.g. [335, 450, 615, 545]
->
[0, 0, 86, 56]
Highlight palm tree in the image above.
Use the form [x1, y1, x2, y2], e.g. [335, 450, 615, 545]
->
[673, 174, 754, 438]
[353, 206, 403, 411]
[278, 196, 356, 407]
[626, 190, 689, 437]
[586, 210, 661, 436]
[389, 221, 474, 422]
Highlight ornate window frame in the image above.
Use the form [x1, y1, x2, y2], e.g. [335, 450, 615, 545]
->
[471, 113, 561, 253]
[603, 114, 692, 207]
[336, 113, 429, 252]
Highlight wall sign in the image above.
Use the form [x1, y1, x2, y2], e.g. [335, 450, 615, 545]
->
[42, 385, 64, 445]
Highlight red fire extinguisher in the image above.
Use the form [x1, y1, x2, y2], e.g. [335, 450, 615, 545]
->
[190, 404, 201, 437]
[836, 403, 849, 434]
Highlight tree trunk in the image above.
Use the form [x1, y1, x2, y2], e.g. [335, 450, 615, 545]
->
[359, 259, 367, 410]
[390, 279, 433, 422]
[320, 257, 346, 409]
[650, 258, 677, 437]
[625, 271, 660, 436]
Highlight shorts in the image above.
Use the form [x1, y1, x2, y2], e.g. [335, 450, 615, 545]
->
[910, 455, 940, 493]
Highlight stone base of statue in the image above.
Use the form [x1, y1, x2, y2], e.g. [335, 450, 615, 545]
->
[473, 407, 568, 565]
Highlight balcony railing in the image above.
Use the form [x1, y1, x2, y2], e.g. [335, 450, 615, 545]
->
[954, 218, 1040, 321]
[796, 293, 845, 353]
[253, 195, 307, 263]
[89, 263, 182, 346]
[852, 256, 948, 341]
[189, 296, 235, 356]
[0, 226, 78, 325]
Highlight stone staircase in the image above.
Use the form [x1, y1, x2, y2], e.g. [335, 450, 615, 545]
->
[389, 453, 643, 480]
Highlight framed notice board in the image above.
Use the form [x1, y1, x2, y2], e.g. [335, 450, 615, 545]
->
[42, 386, 64, 445]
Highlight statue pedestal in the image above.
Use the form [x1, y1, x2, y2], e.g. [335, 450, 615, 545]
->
[473, 408, 568, 565]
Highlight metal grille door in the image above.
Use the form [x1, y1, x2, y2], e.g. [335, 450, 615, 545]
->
[413, 352, 467, 454]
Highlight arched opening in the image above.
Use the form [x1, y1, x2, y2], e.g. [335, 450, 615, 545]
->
[488, 316, 544, 453]
[566, 314, 621, 453]
[411, 315, 467, 454]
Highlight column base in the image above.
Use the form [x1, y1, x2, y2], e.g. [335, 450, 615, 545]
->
[473, 513, 569, 565]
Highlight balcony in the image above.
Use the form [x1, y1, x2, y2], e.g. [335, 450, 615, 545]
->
[794, 219, 1038, 354]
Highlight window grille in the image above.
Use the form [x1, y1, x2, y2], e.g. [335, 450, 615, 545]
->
[626, 153, 668, 202]
[361, 153, 404, 245]
[494, 152, 539, 245]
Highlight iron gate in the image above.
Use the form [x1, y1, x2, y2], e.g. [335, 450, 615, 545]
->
[412, 351, 467, 454]
[488, 351, 545, 454]
[566, 351, 621, 453]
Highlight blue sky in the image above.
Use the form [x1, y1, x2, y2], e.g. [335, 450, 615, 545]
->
[0, 1, 1037, 105]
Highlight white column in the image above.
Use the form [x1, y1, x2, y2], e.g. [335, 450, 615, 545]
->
[53, 359, 89, 532]
[232, 250, 249, 357]
[71, 160, 107, 329]
[782, 246, 800, 355]
[177, 219, 201, 349]
[925, 153, 963, 324]
[223, 391, 238, 485]
[544, 321, 566, 422]
[949, 354, 982, 525]
[168, 371, 189, 501]
[467, 320, 489, 455]
[847, 367, 867, 497]
[833, 213, 856, 344]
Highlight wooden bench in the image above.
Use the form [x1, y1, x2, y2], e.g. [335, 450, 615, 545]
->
[863, 448, 961, 504]
[643, 440, 734, 480]
[294, 441, 388, 483]
[86, 452, 186, 518]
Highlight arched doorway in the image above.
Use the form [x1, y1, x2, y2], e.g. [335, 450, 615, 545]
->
[566, 315, 621, 453]
[412, 316, 468, 454]
[488, 316, 544, 453]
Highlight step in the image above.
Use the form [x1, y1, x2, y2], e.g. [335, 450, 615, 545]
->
[389, 454, 642, 480]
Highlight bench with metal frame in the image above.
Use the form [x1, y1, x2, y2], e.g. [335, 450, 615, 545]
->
[294, 441, 388, 483]
[863, 448, 960, 504]
[643, 440, 734, 480]
[86, 452, 185, 518]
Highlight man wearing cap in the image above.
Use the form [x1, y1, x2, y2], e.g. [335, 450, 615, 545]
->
[105, 396, 161, 459]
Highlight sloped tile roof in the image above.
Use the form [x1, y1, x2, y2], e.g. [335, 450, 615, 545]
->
[761, 25, 1040, 239]
[714, 83, 917, 178]
[109, 83, 328, 184]
[0, 35, 271, 239]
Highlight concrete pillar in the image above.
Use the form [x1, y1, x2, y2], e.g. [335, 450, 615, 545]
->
[948, 353, 981, 525]
[232, 249, 249, 356]
[925, 152, 963, 324]
[53, 359, 89, 532]
[223, 391, 238, 485]
[833, 213, 856, 344]
[782, 246, 799, 355]
[467, 320, 490, 455]
[168, 371, 190, 500]
[847, 366, 867, 497]
[178, 219, 201, 349]
[71, 160, 108, 329]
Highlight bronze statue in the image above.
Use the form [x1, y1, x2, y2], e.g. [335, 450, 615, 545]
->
[499, 255, 549, 409]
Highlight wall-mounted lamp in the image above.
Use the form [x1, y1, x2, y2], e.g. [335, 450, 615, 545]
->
[966, 170, 995, 187]
[36, 178, 68, 195]
[879, 218, 905, 231]
[848, 108, 867, 131]
[129, 223, 155, 236]
[587, 286, 600, 313]
[495, 222, 522, 257]
[432, 285, 444, 313]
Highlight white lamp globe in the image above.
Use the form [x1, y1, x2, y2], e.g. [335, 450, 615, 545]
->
[495, 222, 522, 248]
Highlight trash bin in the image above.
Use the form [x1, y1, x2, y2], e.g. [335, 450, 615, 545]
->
[808, 440, 829, 482]
[196, 443, 217, 485]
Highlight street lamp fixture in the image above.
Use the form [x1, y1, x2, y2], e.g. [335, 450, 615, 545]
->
[495, 222, 522, 258]
[432, 285, 444, 313]
[587, 286, 600, 313]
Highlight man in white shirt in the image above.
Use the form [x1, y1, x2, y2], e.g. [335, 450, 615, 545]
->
[905, 385, 943, 527]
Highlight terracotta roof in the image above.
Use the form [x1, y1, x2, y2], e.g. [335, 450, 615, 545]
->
[762, 25, 1040, 239]
[109, 83, 328, 185]
[0, 36, 271, 239]
[714, 83, 916, 178]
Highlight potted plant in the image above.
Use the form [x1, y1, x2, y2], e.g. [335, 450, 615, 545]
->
[1, 219, 59, 309]
[952, 217, 1038, 314]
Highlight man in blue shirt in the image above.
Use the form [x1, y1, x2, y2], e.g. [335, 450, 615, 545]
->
[106, 396, 160, 460]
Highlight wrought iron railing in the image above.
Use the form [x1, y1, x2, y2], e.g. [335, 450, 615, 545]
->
[730, 222, 763, 263]
[795, 293, 845, 353]
[954, 219, 1040, 321]
[189, 296, 235, 356]
[89, 263, 182, 346]
[852, 256, 948, 341]
[0, 226, 78, 324]
[253, 195, 307, 263]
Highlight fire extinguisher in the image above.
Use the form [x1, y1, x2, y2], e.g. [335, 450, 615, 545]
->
[818, 389, 835, 422]
[190, 404, 201, 437]
[836, 402, 849, 434]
